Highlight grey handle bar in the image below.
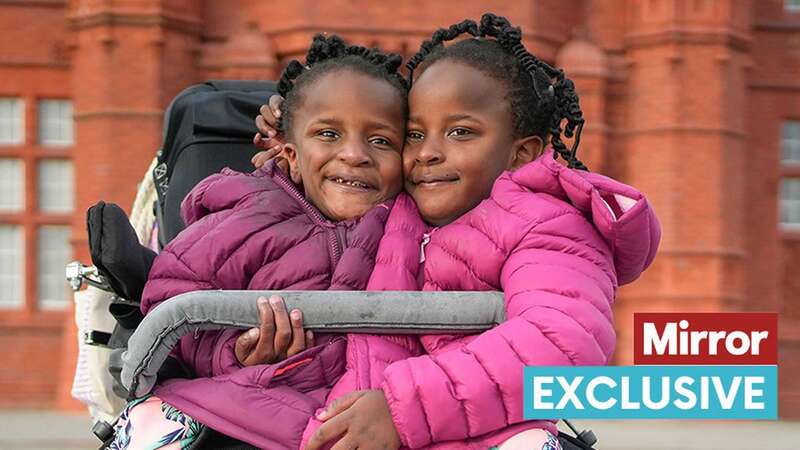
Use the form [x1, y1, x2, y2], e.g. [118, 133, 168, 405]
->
[122, 290, 505, 397]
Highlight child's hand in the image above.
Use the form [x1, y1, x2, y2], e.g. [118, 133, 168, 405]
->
[306, 390, 401, 450]
[234, 295, 315, 366]
[252, 95, 285, 169]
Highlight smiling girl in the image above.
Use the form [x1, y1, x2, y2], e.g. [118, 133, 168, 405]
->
[114, 34, 410, 450]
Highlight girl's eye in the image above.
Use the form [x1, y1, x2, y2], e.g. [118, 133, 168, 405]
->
[318, 130, 339, 140]
[448, 127, 473, 137]
[370, 137, 394, 148]
[406, 131, 424, 142]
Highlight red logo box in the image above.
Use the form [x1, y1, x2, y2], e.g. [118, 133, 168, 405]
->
[633, 313, 778, 365]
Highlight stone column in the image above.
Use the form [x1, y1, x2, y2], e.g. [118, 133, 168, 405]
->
[612, 0, 752, 364]
[59, 0, 203, 408]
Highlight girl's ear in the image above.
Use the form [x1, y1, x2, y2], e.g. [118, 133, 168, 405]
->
[283, 143, 303, 184]
[509, 135, 544, 169]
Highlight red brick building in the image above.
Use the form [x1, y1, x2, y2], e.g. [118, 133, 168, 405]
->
[1, 0, 799, 417]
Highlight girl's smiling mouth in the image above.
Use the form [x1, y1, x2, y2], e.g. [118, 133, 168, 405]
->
[327, 175, 376, 191]
[410, 173, 460, 188]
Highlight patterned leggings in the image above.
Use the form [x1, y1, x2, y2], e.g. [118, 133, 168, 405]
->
[108, 396, 201, 450]
[110, 396, 562, 450]
[490, 429, 562, 450]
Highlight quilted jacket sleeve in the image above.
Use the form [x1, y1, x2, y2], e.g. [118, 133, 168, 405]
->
[140, 239, 245, 378]
[140, 171, 262, 378]
[380, 211, 617, 448]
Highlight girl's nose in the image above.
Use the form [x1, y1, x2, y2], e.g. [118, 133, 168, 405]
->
[414, 142, 444, 165]
[337, 142, 372, 167]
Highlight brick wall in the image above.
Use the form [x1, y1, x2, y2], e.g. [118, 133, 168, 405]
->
[0, 0, 798, 417]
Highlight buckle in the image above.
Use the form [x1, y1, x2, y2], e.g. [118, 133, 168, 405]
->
[83, 330, 112, 347]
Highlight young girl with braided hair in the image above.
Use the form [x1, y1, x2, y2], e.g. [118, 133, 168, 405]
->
[112, 34, 410, 450]
[254, 13, 659, 450]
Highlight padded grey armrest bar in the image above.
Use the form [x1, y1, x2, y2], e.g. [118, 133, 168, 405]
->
[122, 290, 505, 398]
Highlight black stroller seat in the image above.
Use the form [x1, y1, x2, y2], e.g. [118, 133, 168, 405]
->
[154, 80, 276, 246]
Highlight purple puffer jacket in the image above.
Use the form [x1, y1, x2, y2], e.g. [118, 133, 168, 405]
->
[139, 160, 392, 449]
[299, 149, 661, 449]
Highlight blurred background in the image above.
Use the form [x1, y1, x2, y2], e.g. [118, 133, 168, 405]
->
[0, 0, 799, 447]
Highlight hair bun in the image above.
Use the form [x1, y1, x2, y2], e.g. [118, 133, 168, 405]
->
[384, 54, 402, 73]
[307, 34, 348, 65]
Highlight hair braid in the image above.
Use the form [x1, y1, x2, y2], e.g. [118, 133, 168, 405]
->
[406, 20, 478, 81]
[276, 60, 304, 99]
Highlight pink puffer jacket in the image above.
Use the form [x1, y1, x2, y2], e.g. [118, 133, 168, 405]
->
[300, 150, 661, 449]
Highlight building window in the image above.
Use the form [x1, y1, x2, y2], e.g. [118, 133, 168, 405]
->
[781, 179, 800, 228]
[37, 226, 71, 309]
[37, 160, 74, 212]
[0, 98, 24, 145]
[0, 96, 73, 313]
[0, 159, 24, 212]
[38, 100, 73, 146]
[782, 121, 800, 230]
[784, 121, 800, 163]
[0, 225, 25, 308]
[787, 0, 800, 12]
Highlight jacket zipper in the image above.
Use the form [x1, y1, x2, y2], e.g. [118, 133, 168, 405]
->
[419, 228, 438, 264]
[420, 233, 431, 263]
[272, 165, 343, 268]
[333, 226, 346, 264]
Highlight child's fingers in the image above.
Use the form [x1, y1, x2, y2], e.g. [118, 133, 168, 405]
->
[269, 94, 283, 117]
[258, 103, 279, 129]
[269, 295, 292, 355]
[248, 297, 277, 364]
[305, 413, 352, 450]
[251, 147, 280, 168]
[317, 391, 366, 421]
[328, 434, 358, 450]
[285, 309, 306, 357]
[305, 330, 315, 349]
[253, 133, 276, 151]
[252, 150, 270, 168]
[264, 145, 281, 159]
[255, 115, 277, 136]
[253, 132, 275, 148]
[234, 328, 259, 365]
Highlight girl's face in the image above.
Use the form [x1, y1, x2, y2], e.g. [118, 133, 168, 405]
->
[404, 60, 543, 226]
[284, 69, 405, 221]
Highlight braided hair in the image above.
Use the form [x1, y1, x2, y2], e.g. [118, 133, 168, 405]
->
[406, 13, 587, 170]
[276, 34, 409, 138]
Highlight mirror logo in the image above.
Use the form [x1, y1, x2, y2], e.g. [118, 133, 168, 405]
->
[523, 313, 778, 419]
